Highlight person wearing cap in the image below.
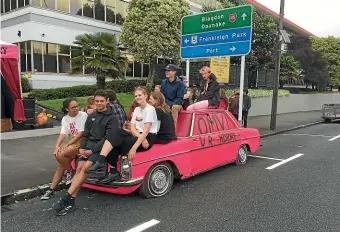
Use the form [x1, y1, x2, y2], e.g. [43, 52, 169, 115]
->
[187, 66, 220, 110]
[160, 64, 185, 130]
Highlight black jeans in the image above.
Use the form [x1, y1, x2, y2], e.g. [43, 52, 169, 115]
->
[106, 128, 157, 165]
[242, 110, 248, 128]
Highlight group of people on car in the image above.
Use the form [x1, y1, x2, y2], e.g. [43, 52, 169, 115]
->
[43, 64, 250, 216]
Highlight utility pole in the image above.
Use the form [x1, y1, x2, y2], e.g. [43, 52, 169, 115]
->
[270, 0, 285, 130]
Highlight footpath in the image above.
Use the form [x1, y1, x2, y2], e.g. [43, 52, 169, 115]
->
[1, 110, 323, 200]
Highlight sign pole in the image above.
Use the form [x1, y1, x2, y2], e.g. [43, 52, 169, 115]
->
[270, 0, 285, 130]
[238, 55, 245, 124]
[186, 59, 190, 87]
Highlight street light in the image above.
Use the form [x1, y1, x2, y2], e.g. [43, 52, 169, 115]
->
[270, 0, 286, 131]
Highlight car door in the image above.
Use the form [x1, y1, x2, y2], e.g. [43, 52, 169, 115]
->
[210, 111, 241, 162]
[189, 112, 226, 174]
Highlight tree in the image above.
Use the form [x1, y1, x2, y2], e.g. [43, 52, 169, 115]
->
[120, 0, 190, 87]
[202, 0, 277, 70]
[279, 55, 299, 88]
[287, 34, 329, 90]
[71, 32, 128, 89]
[310, 36, 340, 88]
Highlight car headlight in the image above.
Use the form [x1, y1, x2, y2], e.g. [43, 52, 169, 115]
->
[120, 156, 132, 180]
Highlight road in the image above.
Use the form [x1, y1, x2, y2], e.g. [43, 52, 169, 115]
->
[2, 122, 340, 232]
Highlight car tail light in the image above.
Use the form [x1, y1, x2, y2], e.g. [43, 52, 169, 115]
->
[120, 156, 132, 180]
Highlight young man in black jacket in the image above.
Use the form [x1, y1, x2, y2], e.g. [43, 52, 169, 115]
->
[53, 89, 120, 216]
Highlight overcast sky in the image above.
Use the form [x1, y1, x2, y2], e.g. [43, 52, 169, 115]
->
[255, 0, 340, 37]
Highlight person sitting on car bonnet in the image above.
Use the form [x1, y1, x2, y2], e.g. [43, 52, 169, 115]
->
[160, 64, 185, 130]
[149, 91, 177, 144]
[52, 89, 121, 216]
[86, 87, 159, 180]
[186, 66, 220, 110]
[41, 98, 88, 201]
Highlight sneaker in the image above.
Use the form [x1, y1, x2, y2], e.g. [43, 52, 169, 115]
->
[52, 197, 67, 212]
[85, 161, 106, 173]
[65, 172, 72, 185]
[97, 172, 120, 185]
[56, 202, 76, 216]
[41, 189, 55, 200]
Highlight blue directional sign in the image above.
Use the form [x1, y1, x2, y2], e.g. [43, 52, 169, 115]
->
[180, 5, 253, 59]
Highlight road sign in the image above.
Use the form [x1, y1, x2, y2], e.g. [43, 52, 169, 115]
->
[180, 5, 253, 59]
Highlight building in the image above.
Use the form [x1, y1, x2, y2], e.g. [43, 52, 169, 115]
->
[1, 0, 312, 89]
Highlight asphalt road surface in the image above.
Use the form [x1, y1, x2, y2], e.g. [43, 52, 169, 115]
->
[2, 122, 340, 232]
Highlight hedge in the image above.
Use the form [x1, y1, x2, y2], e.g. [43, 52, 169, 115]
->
[29, 79, 147, 101]
[21, 77, 30, 93]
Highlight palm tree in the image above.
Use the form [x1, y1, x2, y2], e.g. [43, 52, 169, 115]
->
[71, 32, 128, 89]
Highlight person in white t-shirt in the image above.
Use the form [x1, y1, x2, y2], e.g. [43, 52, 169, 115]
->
[41, 98, 88, 200]
[86, 87, 158, 184]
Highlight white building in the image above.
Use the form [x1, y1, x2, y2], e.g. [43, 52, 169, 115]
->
[1, 0, 206, 89]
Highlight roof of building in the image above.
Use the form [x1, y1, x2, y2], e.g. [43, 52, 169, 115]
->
[242, 0, 314, 37]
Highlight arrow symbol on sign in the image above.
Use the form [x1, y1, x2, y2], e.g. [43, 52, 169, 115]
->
[184, 39, 189, 44]
[241, 13, 247, 20]
[230, 46, 236, 52]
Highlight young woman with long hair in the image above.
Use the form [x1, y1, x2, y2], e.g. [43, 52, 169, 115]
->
[86, 87, 159, 183]
[41, 98, 88, 200]
[149, 91, 176, 144]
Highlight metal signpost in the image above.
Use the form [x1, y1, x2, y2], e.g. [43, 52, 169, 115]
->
[180, 5, 253, 123]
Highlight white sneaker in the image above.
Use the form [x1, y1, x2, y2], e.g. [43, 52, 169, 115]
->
[65, 171, 73, 185]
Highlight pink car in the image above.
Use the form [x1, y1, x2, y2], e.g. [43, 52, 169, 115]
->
[74, 109, 261, 198]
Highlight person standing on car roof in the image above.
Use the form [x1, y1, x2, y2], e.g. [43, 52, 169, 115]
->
[160, 64, 185, 130]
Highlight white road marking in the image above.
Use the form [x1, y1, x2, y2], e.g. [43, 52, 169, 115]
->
[282, 133, 332, 138]
[248, 155, 283, 161]
[266, 153, 304, 170]
[329, 134, 340, 141]
[125, 219, 160, 232]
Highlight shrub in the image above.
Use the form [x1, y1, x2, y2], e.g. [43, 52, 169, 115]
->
[29, 79, 147, 100]
[21, 77, 30, 93]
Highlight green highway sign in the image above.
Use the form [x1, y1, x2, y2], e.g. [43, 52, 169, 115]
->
[181, 5, 252, 35]
[180, 5, 253, 59]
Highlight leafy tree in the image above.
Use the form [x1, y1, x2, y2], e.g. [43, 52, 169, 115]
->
[202, 0, 277, 70]
[120, 0, 190, 87]
[310, 36, 340, 88]
[71, 32, 128, 89]
[279, 55, 299, 88]
[287, 34, 329, 90]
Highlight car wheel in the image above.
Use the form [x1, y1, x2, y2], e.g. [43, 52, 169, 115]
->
[235, 145, 248, 165]
[138, 162, 174, 198]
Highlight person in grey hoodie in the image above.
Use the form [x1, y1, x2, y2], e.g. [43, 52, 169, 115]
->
[242, 89, 251, 128]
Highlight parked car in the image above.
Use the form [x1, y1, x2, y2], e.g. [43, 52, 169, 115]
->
[73, 109, 261, 198]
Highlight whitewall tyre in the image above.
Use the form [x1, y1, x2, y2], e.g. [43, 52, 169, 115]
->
[138, 162, 174, 198]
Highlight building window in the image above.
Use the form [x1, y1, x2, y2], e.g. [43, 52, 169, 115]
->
[134, 62, 141, 78]
[116, 0, 128, 25]
[106, 0, 116, 23]
[57, 0, 69, 12]
[1, 0, 4, 13]
[10, 0, 17, 10]
[58, 45, 70, 73]
[31, 0, 41, 7]
[70, 46, 83, 74]
[126, 62, 133, 77]
[33, 41, 43, 72]
[27, 41, 32, 71]
[94, 0, 105, 21]
[70, 0, 82, 15]
[19, 42, 27, 72]
[82, 0, 94, 18]
[143, 64, 149, 77]
[4, 0, 10, 12]
[43, 43, 57, 72]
